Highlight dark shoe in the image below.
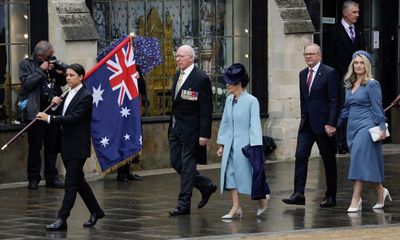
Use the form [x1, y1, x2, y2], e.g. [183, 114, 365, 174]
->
[169, 207, 190, 216]
[83, 212, 105, 227]
[28, 179, 40, 190]
[46, 218, 67, 231]
[46, 178, 65, 189]
[198, 184, 218, 209]
[320, 197, 337, 208]
[282, 192, 305, 205]
[116, 174, 128, 182]
[127, 173, 142, 181]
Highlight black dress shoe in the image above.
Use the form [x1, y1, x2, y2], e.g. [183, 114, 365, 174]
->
[169, 207, 190, 216]
[282, 192, 306, 205]
[116, 174, 128, 182]
[198, 184, 218, 209]
[83, 212, 105, 227]
[46, 178, 65, 189]
[46, 218, 67, 231]
[320, 197, 336, 207]
[127, 173, 142, 181]
[28, 179, 40, 190]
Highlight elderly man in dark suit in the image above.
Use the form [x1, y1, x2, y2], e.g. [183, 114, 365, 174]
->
[282, 43, 340, 208]
[168, 45, 217, 216]
[37, 64, 104, 231]
[324, 0, 365, 154]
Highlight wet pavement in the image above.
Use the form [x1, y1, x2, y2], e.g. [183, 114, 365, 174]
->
[1, 148, 400, 239]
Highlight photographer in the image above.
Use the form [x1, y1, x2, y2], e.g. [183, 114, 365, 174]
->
[18, 40, 67, 190]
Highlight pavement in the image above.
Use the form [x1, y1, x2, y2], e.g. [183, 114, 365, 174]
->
[0, 144, 400, 239]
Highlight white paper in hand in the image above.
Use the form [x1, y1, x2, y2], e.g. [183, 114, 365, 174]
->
[368, 123, 390, 142]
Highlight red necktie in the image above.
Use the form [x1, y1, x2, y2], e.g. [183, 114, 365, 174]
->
[306, 68, 313, 92]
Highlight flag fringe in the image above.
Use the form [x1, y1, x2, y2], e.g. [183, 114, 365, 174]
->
[97, 151, 142, 176]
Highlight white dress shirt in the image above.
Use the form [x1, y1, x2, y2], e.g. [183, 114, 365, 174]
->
[307, 62, 321, 93]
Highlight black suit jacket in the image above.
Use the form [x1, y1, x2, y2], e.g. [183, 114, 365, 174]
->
[51, 86, 93, 160]
[324, 22, 365, 78]
[169, 66, 212, 161]
[299, 63, 340, 134]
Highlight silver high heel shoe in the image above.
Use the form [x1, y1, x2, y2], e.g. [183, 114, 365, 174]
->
[373, 188, 392, 209]
[347, 198, 362, 212]
[256, 194, 271, 217]
[221, 207, 242, 219]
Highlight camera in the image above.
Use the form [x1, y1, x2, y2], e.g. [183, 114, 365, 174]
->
[48, 56, 69, 71]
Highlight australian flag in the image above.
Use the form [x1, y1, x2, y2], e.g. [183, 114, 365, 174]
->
[85, 37, 142, 175]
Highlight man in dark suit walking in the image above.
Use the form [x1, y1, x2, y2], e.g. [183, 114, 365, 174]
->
[168, 45, 217, 216]
[324, 0, 365, 154]
[37, 64, 104, 231]
[282, 43, 340, 208]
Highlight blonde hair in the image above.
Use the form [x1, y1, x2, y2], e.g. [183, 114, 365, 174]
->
[343, 54, 373, 88]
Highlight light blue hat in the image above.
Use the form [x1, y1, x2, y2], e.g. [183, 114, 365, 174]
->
[352, 50, 372, 63]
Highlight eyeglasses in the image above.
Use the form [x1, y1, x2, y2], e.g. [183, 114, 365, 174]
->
[176, 55, 190, 59]
[303, 53, 318, 57]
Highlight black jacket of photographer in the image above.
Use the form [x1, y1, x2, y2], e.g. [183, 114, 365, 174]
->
[19, 56, 66, 120]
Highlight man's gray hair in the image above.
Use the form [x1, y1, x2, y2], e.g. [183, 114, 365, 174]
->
[304, 43, 321, 55]
[342, 1, 359, 12]
[33, 41, 53, 56]
[180, 45, 196, 59]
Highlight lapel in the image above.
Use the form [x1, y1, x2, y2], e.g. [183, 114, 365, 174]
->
[300, 68, 309, 97]
[309, 64, 324, 95]
[337, 24, 354, 54]
[172, 71, 180, 100]
[64, 87, 84, 115]
[173, 67, 197, 101]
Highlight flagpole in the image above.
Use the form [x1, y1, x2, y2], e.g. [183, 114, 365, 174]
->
[1, 88, 71, 151]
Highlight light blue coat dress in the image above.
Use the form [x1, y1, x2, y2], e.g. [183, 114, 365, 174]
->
[217, 91, 262, 195]
[337, 80, 386, 182]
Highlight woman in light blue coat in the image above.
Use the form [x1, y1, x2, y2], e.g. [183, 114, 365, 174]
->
[217, 63, 270, 219]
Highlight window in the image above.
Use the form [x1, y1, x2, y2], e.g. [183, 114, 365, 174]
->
[0, 1, 30, 125]
[92, 0, 252, 117]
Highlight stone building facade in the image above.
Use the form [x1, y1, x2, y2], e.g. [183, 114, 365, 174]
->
[0, 0, 337, 183]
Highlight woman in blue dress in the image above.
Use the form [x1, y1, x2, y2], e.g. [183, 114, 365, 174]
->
[217, 63, 270, 219]
[337, 50, 391, 212]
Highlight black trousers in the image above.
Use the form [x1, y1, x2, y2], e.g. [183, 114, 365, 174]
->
[294, 120, 337, 198]
[117, 163, 130, 175]
[26, 120, 59, 182]
[57, 158, 103, 220]
[169, 127, 215, 209]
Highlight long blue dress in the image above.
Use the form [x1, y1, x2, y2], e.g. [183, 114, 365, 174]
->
[217, 91, 262, 195]
[337, 79, 386, 183]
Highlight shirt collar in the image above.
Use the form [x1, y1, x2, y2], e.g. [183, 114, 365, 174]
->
[182, 64, 195, 75]
[341, 18, 354, 29]
[70, 83, 83, 94]
[309, 62, 321, 72]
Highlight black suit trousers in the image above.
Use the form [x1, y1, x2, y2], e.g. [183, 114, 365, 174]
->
[26, 120, 59, 182]
[57, 158, 102, 220]
[169, 126, 214, 209]
[294, 120, 337, 198]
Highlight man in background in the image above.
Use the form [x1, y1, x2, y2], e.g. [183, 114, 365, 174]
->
[324, 0, 365, 154]
[18, 41, 66, 189]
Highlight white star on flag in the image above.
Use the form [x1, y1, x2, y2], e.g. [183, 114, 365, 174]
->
[100, 136, 110, 147]
[120, 107, 131, 118]
[124, 134, 130, 140]
[92, 84, 104, 107]
[139, 135, 143, 145]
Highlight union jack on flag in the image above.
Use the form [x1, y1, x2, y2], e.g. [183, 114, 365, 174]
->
[107, 42, 139, 106]
[84, 37, 142, 175]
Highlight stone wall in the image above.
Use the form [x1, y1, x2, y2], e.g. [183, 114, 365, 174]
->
[266, 0, 319, 160]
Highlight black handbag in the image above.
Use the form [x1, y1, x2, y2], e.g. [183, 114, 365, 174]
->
[262, 135, 276, 158]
